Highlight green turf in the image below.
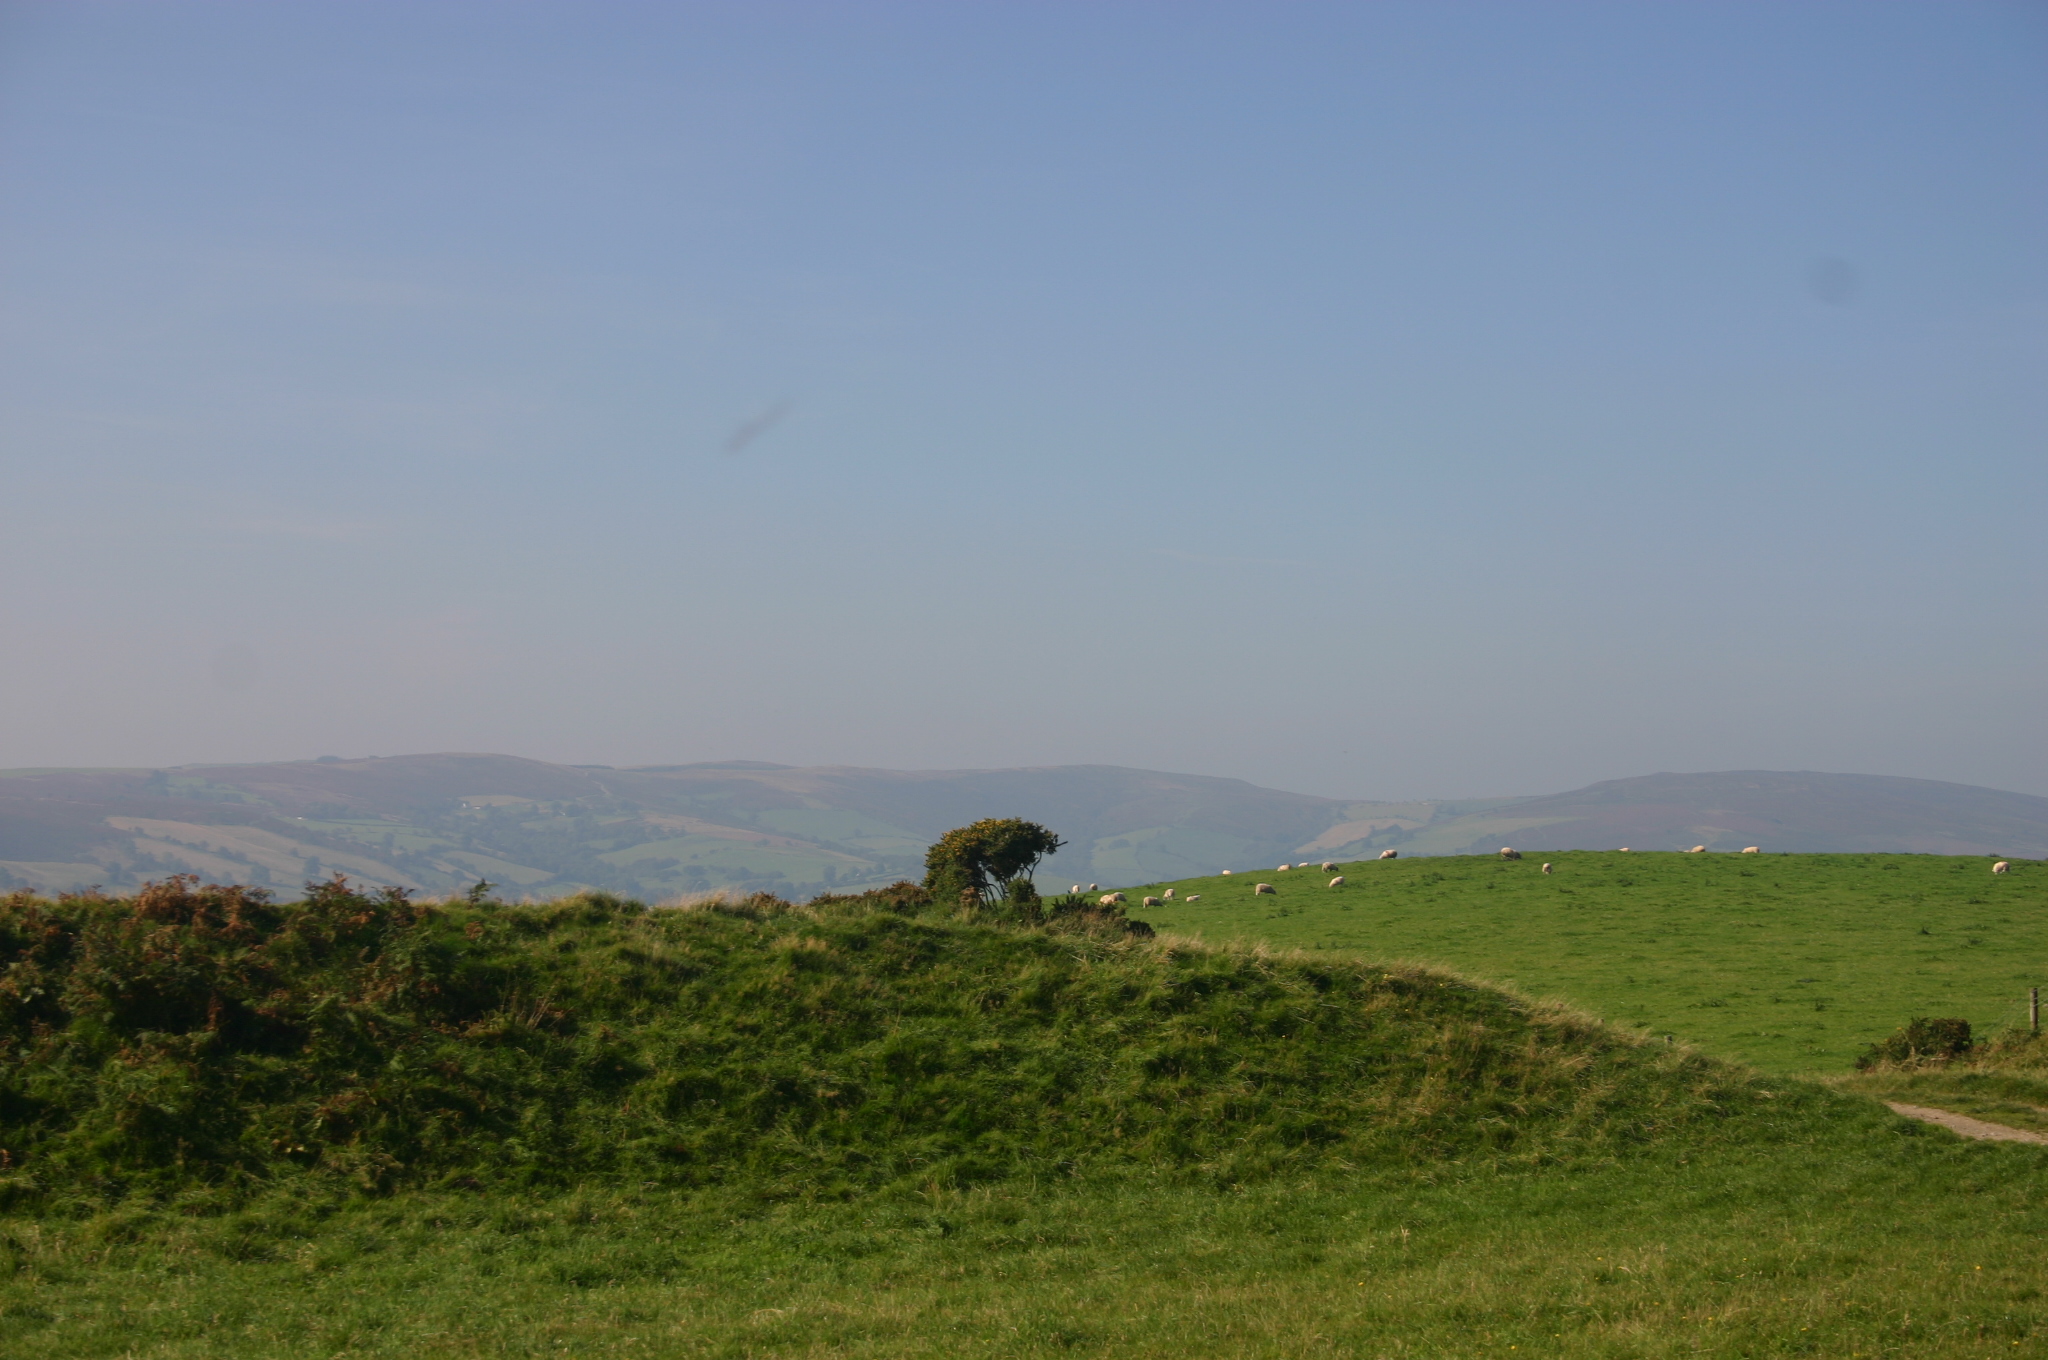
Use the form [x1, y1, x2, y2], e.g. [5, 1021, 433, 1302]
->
[6, 1124, 2046, 1358]
[1119, 852, 2048, 1074]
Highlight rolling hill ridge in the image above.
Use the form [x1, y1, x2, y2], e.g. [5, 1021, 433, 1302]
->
[0, 755, 2040, 899]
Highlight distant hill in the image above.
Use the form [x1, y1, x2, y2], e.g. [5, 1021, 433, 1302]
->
[1386, 771, 2048, 860]
[0, 757, 2039, 898]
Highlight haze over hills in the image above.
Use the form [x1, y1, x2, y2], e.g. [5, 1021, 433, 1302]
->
[0, 755, 2041, 899]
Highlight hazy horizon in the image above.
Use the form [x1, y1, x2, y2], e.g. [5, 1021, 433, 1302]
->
[7, 750, 2048, 812]
[3, 2, 2043, 800]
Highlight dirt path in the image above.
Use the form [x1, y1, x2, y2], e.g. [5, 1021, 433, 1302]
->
[1887, 1102, 2048, 1144]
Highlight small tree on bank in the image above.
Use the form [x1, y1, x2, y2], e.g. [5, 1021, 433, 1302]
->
[922, 818, 1065, 915]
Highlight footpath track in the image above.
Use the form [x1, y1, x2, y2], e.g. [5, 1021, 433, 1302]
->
[1887, 1102, 2048, 1144]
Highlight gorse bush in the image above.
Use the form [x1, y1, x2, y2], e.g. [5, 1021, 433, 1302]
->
[0, 875, 1783, 1210]
[920, 818, 1063, 914]
[1855, 1017, 1975, 1070]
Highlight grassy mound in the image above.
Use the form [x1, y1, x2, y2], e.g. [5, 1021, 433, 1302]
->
[0, 878, 1780, 1207]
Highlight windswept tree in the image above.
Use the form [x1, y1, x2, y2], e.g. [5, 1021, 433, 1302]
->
[922, 818, 1065, 914]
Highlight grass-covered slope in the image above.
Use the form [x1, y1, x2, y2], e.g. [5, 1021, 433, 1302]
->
[0, 878, 1782, 1207]
[1126, 852, 2048, 1073]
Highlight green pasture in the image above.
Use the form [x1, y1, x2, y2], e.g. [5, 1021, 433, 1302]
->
[9, 1124, 2048, 1359]
[1123, 852, 2048, 1074]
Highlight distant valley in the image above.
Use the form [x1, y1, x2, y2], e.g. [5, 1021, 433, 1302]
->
[1, 755, 2041, 899]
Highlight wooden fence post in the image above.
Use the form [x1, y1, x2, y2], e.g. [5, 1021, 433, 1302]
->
[2032, 987, 2040, 1036]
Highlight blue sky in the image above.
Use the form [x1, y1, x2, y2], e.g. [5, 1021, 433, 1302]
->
[2, 1, 2043, 798]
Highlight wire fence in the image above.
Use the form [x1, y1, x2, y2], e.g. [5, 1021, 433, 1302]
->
[1980, 987, 2043, 1042]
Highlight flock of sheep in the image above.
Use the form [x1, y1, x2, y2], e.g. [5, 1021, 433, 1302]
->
[1073, 845, 2019, 909]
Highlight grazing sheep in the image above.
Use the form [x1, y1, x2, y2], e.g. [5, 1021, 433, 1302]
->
[1088, 883, 1099, 891]
[1254, 883, 1276, 895]
[1278, 864, 1292, 871]
[1378, 849, 1398, 860]
[1541, 863, 1553, 875]
[1221, 869, 1233, 875]
[1993, 861, 2010, 875]
[1690, 845, 1707, 854]
[1071, 885, 1081, 894]
[1099, 892, 1126, 906]
[1142, 896, 1162, 908]
[1500, 848, 1522, 860]
[1328, 875, 1345, 888]
[1163, 888, 1175, 900]
[1740, 847, 1760, 855]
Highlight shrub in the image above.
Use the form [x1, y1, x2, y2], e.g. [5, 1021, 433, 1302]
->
[1040, 892, 1154, 939]
[1855, 1017, 1974, 1070]
[806, 881, 931, 914]
[922, 819, 1064, 915]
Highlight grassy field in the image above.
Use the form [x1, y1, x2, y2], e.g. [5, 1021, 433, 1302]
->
[1122, 852, 2047, 1074]
[6, 874, 2048, 1356]
[7, 1124, 2048, 1359]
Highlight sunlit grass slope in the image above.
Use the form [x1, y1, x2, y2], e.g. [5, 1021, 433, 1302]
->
[1121, 852, 2048, 1074]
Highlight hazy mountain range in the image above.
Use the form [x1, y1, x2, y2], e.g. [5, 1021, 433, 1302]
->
[1, 755, 2040, 900]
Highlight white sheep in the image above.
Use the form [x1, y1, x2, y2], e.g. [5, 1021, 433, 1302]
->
[1278, 863, 1292, 871]
[1185, 894, 1200, 902]
[1500, 847, 1522, 860]
[1221, 869, 1233, 875]
[1690, 845, 1706, 853]
[1071, 885, 1081, 894]
[1088, 883, 1099, 891]
[1320, 860, 1338, 872]
[1541, 863, 1552, 875]
[1142, 896, 1162, 907]
[1618, 847, 1630, 852]
[1099, 892, 1126, 906]
[1254, 882, 1276, 895]
[1163, 887, 1175, 900]
[1328, 875, 1345, 888]
[1993, 861, 2010, 875]
[1740, 847, 1760, 855]
[1378, 849, 1398, 860]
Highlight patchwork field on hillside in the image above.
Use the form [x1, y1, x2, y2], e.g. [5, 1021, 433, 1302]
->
[1120, 852, 2048, 1074]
